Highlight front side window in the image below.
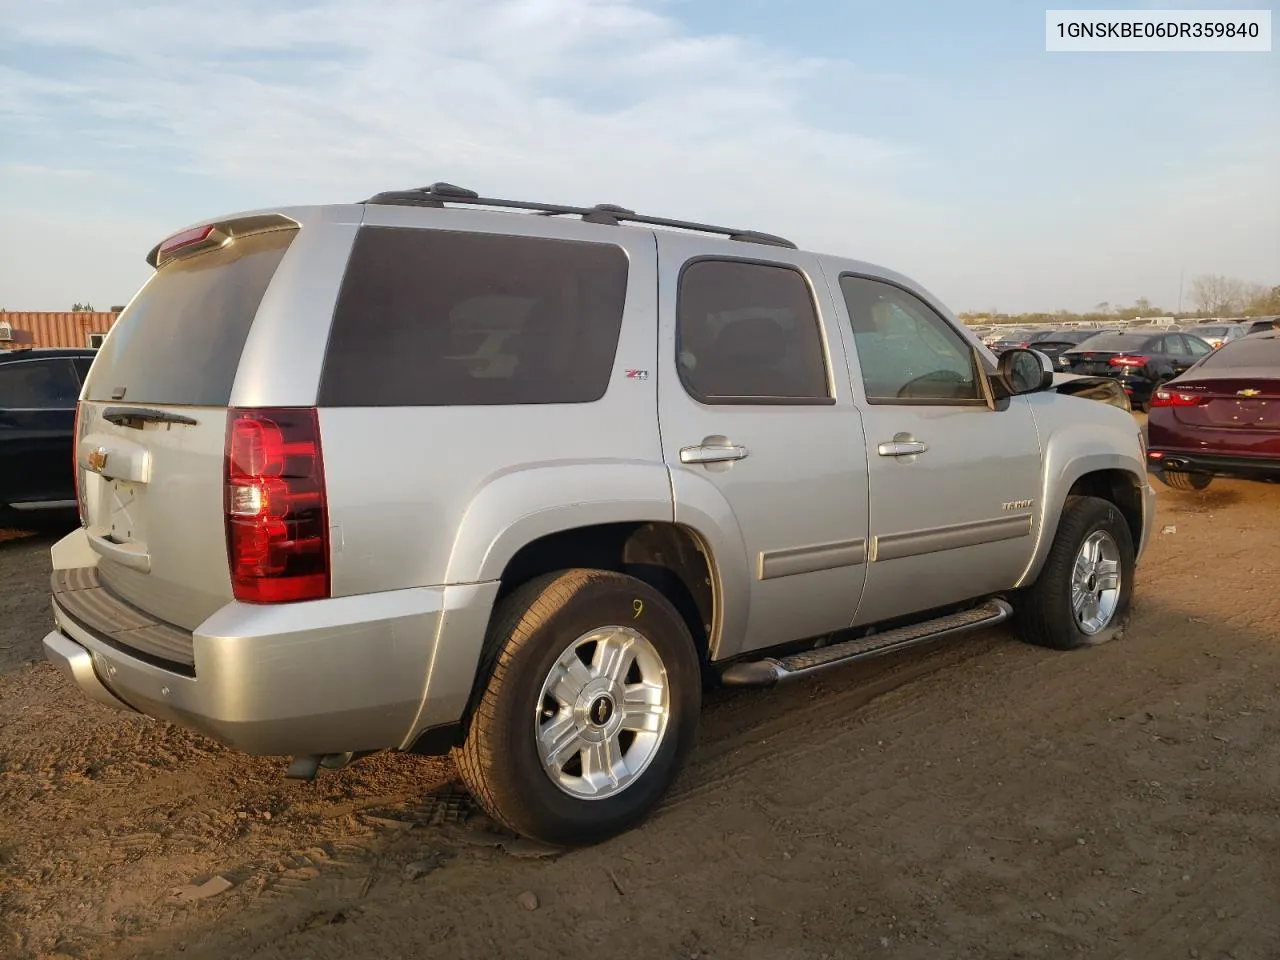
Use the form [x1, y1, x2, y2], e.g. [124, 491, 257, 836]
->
[1182, 334, 1212, 357]
[839, 276, 980, 403]
[0, 359, 81, 409]
[676, 259, 831, 403]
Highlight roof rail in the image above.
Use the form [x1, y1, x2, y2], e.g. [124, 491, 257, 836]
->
[361, 182, 797, 249]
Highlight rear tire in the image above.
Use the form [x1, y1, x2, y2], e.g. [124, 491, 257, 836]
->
[454, 569, 701, 847]
[1155, 468, 1213, 491]
[1016, 495, 1135, 651]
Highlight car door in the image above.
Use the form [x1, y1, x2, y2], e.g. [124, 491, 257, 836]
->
[1179, 333, 1213, 366]
[1160, 334, 1195, 376]
[824, 270, 1044, 627]
[656, 232, 870, 660]
[0, 356, 81, 508]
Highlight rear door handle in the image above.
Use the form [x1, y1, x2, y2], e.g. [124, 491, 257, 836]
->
[680, 442, 749, 464]
[877, 439, 928, 457]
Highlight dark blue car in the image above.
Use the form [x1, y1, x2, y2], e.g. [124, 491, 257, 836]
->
[0, 348, 97, 519]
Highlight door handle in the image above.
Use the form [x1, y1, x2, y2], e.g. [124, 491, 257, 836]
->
[877, 439, 928, 457]
[680, 442, 749, 464]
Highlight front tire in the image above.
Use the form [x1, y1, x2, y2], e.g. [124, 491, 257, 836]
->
[454, 569, 701, 846]
[1016, 495, 1135, 651]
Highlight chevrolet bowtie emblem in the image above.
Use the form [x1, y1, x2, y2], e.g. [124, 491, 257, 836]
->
[87, 447, 110, 472]
[1237, 389, 1261, 398]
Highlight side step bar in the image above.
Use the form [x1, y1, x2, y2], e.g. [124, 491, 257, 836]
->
[719, 599, 1014, 687]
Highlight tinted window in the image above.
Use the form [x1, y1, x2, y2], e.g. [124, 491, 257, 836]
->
[839, 276, 979, 403]
[1198, 336, 1280, 367]
[1072, 334, 1155, 353]
[319, 228, 628, 407]
[1162, 335, 1190, 357]
[1182, 334, 1211, 357]
[72, 357, 93, 383]
[677, 259, 829, 402]
[0, 359, 81, 409]
[84, 228, 296, 405]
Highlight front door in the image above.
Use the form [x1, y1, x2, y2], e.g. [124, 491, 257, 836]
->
[656, 232, 870, 660]
[827, 272, 1044, 626]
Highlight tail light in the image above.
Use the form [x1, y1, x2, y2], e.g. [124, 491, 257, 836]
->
[1150, 389, 1204, 408]
[1108, 354, 1149, 368]
[225, 407, 330, 603]
[72, 402, 86, 526]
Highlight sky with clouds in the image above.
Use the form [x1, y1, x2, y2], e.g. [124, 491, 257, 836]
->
[0, 0, 1276, 313]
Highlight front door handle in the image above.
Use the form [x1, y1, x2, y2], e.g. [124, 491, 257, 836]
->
[877, 438, 928, 457]
[680, 441, 749, 464]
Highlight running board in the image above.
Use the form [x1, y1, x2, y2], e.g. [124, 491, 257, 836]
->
[718, 599, 1014, 687]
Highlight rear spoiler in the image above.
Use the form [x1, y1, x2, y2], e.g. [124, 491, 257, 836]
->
[146, 213, 300, 269]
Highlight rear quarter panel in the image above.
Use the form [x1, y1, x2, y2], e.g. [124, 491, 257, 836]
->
[314, 210, 671, 596]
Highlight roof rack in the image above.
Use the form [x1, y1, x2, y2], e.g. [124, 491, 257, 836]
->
[361, 182, 797, 249]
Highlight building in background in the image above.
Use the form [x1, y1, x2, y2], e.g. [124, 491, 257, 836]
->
[0, 310, 122, 351]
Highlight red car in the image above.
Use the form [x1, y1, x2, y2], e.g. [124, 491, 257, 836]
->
[1146, 331, 1280, 490]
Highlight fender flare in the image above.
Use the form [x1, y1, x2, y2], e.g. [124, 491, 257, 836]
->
[443, 459, 752, 663]
[1018, 426, 1147, 587]
[444, 460, 674, 585]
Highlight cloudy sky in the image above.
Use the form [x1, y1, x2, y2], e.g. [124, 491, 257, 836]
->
[1, 0, 1276, 313]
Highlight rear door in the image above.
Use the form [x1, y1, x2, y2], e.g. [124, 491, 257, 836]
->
[76, 225, 301, 630]
[0, 356, 81, 507]
[656, 233, 870, 659]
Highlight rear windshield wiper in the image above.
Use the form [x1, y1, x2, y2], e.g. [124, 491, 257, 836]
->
[102, 406, 199, 429]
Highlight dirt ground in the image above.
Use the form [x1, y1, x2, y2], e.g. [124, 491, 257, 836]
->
[2, 475, 1279, 960]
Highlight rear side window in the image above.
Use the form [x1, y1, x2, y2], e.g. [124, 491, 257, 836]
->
[1198, 337, 1280, 367]
[83, 228, 297, 406]
[676, 259, 831, 403]
[0, 358, 80, 409]
[318, 228, 629, 407]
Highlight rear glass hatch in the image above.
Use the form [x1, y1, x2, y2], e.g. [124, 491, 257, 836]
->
[64, 222, 300, 669]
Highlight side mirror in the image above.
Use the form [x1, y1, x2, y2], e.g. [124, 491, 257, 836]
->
[996, 348, 1054, 396]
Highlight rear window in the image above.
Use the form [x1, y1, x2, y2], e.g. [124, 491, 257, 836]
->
[318, 227, 629, 407]
[1072, 334, 1153, 352]
[83, 229, 296, 405]
[1198, 337, 1280, 368]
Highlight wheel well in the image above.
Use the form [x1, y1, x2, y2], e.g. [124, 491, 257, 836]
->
[495, 522, 715, 662]
[1067, 470, 1143, 547]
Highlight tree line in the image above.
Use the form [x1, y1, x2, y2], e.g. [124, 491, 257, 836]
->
[961, 274, 1279, 326]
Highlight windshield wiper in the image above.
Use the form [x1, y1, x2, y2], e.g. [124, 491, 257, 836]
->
[101, 406, 199, 429]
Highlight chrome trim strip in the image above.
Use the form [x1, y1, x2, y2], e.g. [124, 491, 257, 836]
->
[874, 514, 1032, 562]
[758, 538, 867, 580]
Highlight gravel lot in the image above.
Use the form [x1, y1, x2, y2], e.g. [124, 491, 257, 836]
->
[2, 478, 1279, 960]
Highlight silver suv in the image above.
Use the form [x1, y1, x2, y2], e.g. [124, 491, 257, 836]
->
[43, 183, 1156, 846]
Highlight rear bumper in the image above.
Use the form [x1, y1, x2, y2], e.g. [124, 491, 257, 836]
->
[1148, 451, 1280, 479]
[45, 551, 499, 756]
